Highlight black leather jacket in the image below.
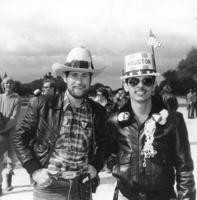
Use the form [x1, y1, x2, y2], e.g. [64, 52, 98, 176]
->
[14, 93, 107, 175]
[106, 97, 196, 200]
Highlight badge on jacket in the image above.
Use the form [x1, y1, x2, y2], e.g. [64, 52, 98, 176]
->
[81, 121, 88, 129]
[118, 112, 130, 122]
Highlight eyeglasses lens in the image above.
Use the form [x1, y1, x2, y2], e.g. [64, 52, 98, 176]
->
[128, 77, 154, 87]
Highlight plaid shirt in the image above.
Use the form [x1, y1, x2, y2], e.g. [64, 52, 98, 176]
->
[48, 93, 93, 173]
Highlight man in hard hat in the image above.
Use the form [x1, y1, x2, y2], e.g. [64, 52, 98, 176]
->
[105, 52, 196, 200]
[14, 47, 107, 200]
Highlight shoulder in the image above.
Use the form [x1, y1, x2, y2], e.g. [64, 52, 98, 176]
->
[29, 95, 50, 108]
[168, 111, 184, 124]
[87, 98, 106, 114]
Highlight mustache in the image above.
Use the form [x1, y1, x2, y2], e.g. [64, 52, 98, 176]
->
[135, 87, 147, 92]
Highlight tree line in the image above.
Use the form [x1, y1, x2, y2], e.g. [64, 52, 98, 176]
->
[162, 48, 197, 95]
[2, 48, 197, 96]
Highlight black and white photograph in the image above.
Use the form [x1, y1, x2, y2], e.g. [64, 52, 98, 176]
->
[0, 0, 196, 199]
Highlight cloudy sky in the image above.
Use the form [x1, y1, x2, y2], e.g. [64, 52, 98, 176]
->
[0, 0, 197, 89]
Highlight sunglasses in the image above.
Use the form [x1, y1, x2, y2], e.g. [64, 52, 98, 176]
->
[127, 77, 155, 87]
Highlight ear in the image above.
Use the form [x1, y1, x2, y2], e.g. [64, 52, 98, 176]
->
[123, 81, 129, 92]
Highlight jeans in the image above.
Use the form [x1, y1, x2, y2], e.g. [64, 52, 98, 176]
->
[34, 177, 93, 200]
[0, 134, 16, 185]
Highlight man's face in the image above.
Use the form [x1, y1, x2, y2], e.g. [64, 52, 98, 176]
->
[42, 82, 55, 96]
[64, 71, 91, 99]
[4, 80, 14, 94]
[124, 76, 155, 103]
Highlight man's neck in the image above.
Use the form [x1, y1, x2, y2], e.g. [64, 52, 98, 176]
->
[130, 98, 152, 125]
[66, 90, 84, 108]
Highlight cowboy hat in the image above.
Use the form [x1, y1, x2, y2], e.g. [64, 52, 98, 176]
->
[120, 52, 160, 80]
[52, 47, 104, 76]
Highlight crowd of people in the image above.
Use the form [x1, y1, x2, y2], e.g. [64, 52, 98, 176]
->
[0, 46, 195, 200]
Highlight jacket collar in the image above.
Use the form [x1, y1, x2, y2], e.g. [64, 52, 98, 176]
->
[49, 92, 92, 113]
[117, 95, 165, 126]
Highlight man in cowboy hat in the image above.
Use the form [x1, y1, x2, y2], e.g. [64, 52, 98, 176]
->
[14, 47, 107, 200]
[105, 52, 196, 200]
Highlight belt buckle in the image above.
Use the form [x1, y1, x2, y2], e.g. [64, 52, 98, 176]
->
[61, 171, 78, 179]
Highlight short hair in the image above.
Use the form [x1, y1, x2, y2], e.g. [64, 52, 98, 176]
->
[43, 79, 57, 92]
[1, 77, 14, 91]
[96, 87, 109, 100]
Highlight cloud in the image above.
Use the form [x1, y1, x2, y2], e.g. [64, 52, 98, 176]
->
[0, 0, 197, 89]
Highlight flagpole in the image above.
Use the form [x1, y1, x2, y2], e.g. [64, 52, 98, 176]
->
[151, 45, 156, 70]
[148, 29, 163, 70]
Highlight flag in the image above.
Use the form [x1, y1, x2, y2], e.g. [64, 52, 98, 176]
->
[148, 30, 164, 48]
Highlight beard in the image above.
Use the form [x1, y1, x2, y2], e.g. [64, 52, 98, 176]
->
[67, 87, 89, 99]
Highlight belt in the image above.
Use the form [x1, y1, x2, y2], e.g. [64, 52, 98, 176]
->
[49, 169, 87, 180]
[60, 171, 82, 179]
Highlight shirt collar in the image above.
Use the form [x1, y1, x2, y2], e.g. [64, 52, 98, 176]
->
[63, 91, 90, 112]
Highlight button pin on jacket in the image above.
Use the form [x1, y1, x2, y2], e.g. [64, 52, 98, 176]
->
[81, 121, 88, 129]
[118, 112, 130, 122]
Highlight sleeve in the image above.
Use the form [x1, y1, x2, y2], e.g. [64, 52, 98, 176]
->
[13, 97, 42, 175]
[89, 106, 108, 172]
[173, 112, 196, 200]
[104, 115, 119, 171]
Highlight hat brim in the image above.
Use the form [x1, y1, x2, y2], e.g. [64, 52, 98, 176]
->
[52, 63, 105, 77]
[120, 72, 160, 80]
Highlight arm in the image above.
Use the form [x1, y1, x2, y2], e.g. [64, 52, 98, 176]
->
[104, 115, 119, 170]
[90, 108, 119, 172]
[173, 112, 196, 200]
[13, 97, 41, 175]
[89, 105, 108, 173]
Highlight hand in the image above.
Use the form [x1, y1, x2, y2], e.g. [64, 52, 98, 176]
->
[32, 168, 52, 188]
[88, 164, 97, 179]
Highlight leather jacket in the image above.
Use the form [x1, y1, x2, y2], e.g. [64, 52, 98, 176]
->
[14, 93, 107, 175]
[106, 97, 196, 200]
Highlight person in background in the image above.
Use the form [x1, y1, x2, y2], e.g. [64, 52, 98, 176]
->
[186, 89, 195, 119]
[159, 84, 178, 111]
[94, 87, 113, 116]
[33, 89, 42, 97]
[14, 47, 107, 200]
[105, 86, 113, 101]
[111, 88, 128, 113]
[105, 52, 196, 200]
[42, 79, 57, 97]
[192, 90, 197, 118]
[0, 77, 22, 194]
